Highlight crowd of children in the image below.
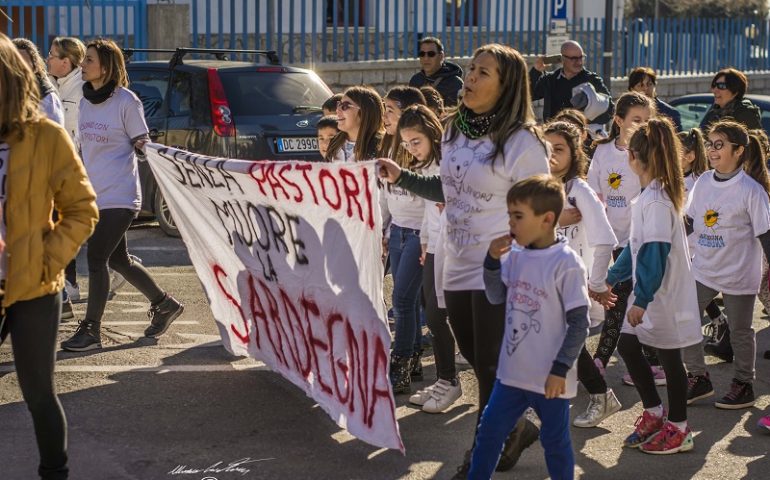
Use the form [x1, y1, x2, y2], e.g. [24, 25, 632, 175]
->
[315, 40, 770, 479]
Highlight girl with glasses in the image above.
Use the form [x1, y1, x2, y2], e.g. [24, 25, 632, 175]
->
[682, 120, 770, 411]
[325, 86, 384, 163]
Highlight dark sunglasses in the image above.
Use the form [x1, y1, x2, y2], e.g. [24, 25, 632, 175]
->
[712, 81, 728, 90]
[336, 101, 360, 112]
[418, 51, 438, 58]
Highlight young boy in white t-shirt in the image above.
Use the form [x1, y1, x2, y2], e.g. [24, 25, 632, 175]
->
[468, 174, 589, 480]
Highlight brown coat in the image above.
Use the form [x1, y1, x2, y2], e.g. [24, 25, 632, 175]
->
[2, 118, 98, 307]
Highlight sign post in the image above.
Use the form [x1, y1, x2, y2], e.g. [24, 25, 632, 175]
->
[546, 0, 569, 55]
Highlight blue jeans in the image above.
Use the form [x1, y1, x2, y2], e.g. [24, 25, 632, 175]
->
[469, 380, 574, 480]
[389, 224, 423, 358]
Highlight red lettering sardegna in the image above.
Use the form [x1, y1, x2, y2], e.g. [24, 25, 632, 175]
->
[212, 264, 395, 428]
[248, 162, 376, 231]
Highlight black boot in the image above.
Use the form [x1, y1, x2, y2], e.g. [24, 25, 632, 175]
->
[61, 320, 102, 352]
[704, 321, 733, 363]
[409, 349, 423, 381]
[389, 354, 412, 394]
[496, 417, 540, 471]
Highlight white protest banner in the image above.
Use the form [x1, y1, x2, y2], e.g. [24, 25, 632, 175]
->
[144, 144, 402, 452]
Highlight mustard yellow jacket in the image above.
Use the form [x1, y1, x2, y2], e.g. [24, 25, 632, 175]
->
[2, 118, 98, 308]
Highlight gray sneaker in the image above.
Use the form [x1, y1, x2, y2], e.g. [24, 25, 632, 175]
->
[144, 295, 184, 338]
[573, 389, 622, 428]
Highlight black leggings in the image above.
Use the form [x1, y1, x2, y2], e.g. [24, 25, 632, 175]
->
[5, 293, 68, 479]
[85, 209, 165, 323]
[577, 346, 607, 394]
[423, 254, 456, 381]
[444, 290, 504, 426]
[618, 333, 688, 423]
[594, 248, 632, 366]
[64, 259, 77, 286]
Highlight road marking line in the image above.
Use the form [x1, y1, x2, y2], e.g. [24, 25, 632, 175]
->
[130, 246, 188, 252]
[0, 363, 266, 373]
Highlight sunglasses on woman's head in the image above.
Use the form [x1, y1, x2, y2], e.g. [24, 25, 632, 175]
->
[336, 101, 360, 112]
[418, 51, 438, 58]
[712, 81, 728, 90]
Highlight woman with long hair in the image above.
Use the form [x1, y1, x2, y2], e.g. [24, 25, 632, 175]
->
[379, 44, 549, 477]
[0, 32, 98, 479]
[60, 38, 184, 352]
[325, 85, 384, 163]
[12, 37, 64, 125]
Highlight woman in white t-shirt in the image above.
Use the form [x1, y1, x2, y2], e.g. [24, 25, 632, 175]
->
[587, 92, 656, 375]
[682, 120, 770, 411]
[544, 121, 622, 429]
[61, 39, 184, 352]
[377, 87, 430, 395]
[379, 44, 550, 475]
[324, 86, 384, 163]
[12, 37, 64, 126]
[594, 118, 702, 455]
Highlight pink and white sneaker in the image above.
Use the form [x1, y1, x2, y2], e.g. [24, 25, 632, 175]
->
[758, 415, 770, 431]
[624, 409, 666, 448]
[623, 365, 667, 386]
[641, 421, 694, 455]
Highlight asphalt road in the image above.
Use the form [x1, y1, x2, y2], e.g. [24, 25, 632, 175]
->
[1, 222, 770, 480]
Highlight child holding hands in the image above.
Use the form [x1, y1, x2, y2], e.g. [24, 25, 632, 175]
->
[469, 175, 590, 480]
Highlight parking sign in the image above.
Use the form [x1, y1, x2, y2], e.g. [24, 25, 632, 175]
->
[552, 0, 567, 20]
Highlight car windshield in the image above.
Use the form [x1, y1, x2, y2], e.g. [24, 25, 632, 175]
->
[673, 100, 710, 131]
[218, 71, 331, 116]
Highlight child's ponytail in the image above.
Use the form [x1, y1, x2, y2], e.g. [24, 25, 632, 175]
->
[711, 120, 770, 198]
[678, 127, 709, 177]
[628, 117, 686, 213]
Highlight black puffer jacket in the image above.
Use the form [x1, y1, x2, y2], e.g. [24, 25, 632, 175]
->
[700, 97, 762, 132]
[409, 62, 464, 107]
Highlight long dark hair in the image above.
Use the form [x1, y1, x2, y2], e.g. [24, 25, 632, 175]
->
[395, 105, 443, 171]
[445, 43, 545, 163]
[325, 86, 384, 162]
[544, 121, 587, 182]
[628, 117, 686, 213]
[597, 91, 655, 145]
[378, 86, 426, 161]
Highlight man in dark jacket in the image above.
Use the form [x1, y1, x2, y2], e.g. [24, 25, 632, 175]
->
[700, 68, 762, 132]
[530, 40, 614, 125]
[409, 37, 463, 107]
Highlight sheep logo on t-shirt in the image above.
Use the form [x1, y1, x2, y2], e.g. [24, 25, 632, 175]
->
[505, 303, 542, 356]
[445, 137, 489, 194]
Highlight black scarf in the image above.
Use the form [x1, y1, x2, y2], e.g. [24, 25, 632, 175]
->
[454, 107, 496, 140]
[83, 80, 117, 104]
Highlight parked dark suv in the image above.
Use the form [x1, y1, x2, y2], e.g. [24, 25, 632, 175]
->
[125, 48, 332, 236]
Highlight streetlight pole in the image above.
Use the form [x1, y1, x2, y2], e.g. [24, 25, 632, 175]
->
[602, 0, 614, 89]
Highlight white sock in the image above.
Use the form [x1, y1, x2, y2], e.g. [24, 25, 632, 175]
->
[645, 405, 664, 418]
[671, 420, 688, 432]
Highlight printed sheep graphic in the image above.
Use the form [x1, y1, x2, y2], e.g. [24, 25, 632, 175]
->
[505, 304, 542, 356]
[445, 137, 488, 194]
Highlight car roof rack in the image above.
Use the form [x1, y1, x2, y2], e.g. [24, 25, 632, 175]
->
[122, 48, 281, 67]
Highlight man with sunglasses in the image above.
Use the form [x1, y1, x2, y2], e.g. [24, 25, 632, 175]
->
[408, 36, 463, 107]
[530, 40, 613, 126]
[700, 68, 761, 133]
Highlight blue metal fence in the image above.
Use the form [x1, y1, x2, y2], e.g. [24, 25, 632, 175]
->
[185, 0, 770, 76]
[0, 0, 148, 59]
[3, 0, 770, 76]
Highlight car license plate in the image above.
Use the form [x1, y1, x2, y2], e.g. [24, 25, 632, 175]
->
[276, 137, 318, 152]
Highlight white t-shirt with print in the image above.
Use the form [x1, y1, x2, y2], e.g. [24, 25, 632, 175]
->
[684, 172, 700, 252]
[622, 180, 702, 349]
[440, 129, 550, 291]
[331, 140, 356, 163]
[558, 178, 617, 325]
[79, 87, 148, 211]
[587, 141, 641, 247]
[420, 163, 443, 254]
[687, 170, 770, 295]
[498, 238, 589, 399]
[0, 143, 7, 281]
[385, 170, 426, 231]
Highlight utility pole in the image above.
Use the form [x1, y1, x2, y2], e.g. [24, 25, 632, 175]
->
[602, 0, 614, 88]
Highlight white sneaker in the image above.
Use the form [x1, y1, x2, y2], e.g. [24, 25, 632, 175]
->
[409, 383, 437, 406]
[573, 388, 622, 428]
[422, 379, 462, 413]
[64, 280, 80, 302]
[455, 352, 470, 366]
